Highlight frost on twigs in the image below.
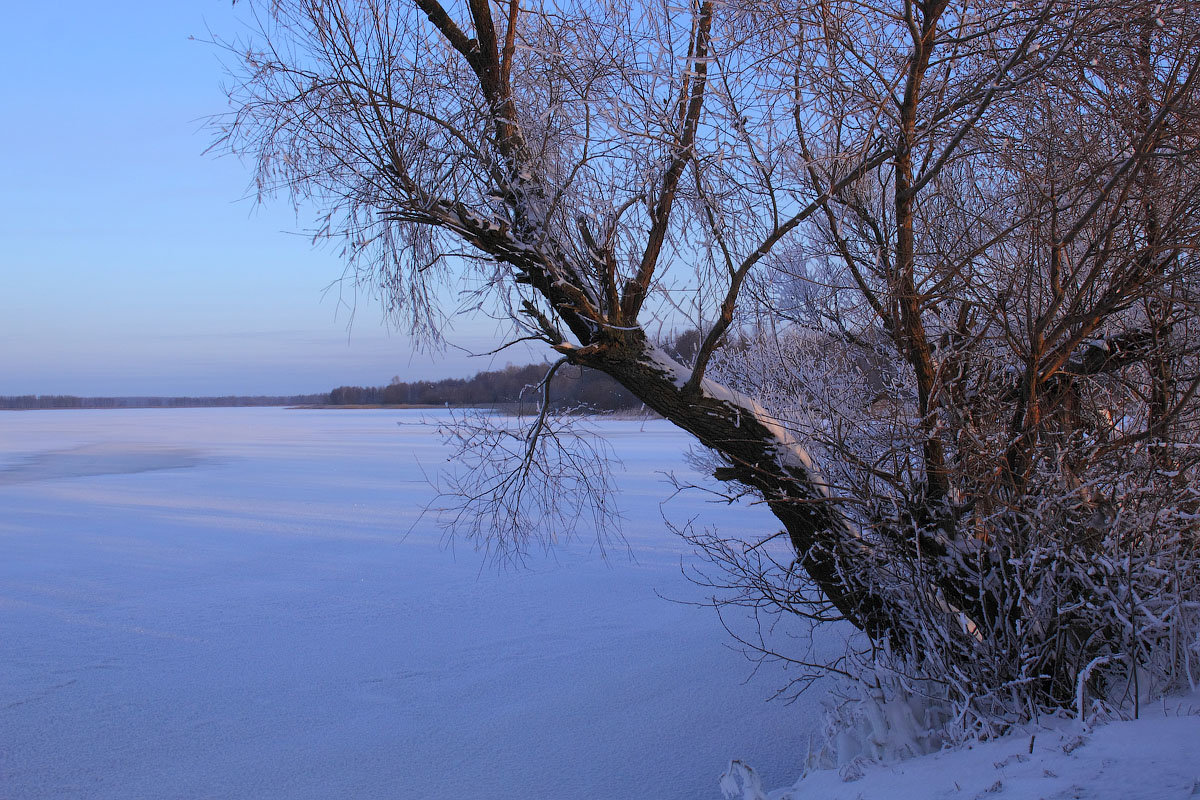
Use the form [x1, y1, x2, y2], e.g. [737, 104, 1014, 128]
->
[805, 674, 954, 771]
[703, 319, 1200, 727]
[219, 0, 1200, 730]
[426, 408, 625, 563]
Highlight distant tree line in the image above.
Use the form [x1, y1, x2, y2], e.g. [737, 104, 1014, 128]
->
[329, 361, 646, 411]
[3, 336, 705, 412]
[0, 394, 327, 410]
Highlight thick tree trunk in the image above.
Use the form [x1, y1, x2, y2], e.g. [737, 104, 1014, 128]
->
[560, 332, 897, 638]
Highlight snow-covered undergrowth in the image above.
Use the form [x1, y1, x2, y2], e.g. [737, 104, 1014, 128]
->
[722, 691, 1200, 799]
[706, 327, 1200, 726]
[0, 408, 831, 800]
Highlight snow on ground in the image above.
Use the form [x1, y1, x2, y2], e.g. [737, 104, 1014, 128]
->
[731, 694, 1200, 800]
[0, 408, 832, 800]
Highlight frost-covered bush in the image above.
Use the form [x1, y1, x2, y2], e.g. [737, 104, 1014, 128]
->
[705, 324, 1200, 728]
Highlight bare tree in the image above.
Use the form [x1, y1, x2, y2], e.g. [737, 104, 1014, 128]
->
[215, 0, 1200, 724]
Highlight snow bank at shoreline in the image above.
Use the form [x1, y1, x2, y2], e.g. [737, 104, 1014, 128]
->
[724, 693, 1200, 800]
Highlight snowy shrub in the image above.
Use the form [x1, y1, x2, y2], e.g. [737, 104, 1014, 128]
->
[703, 323, 1200, 730]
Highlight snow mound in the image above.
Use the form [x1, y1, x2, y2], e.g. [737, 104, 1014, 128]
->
[724, 695, 1200, 800]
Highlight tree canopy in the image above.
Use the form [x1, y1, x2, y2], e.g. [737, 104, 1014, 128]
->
[217, 0, 1200, 728]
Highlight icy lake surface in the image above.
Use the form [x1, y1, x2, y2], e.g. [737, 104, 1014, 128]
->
[0, 408, 828, 799]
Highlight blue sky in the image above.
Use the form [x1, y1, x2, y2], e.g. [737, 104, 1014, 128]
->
[1, 2, 531, 396]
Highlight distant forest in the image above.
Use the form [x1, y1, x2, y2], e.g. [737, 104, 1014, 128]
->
[327, 331, 699, 411]
[2, 333, 699, 411]
[1, 362, 674, 412]
[0, 394, 328, 410]
[329, 362, 644, 411]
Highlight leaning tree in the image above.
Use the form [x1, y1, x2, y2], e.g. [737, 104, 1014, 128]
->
[217, 0, 1200, 725]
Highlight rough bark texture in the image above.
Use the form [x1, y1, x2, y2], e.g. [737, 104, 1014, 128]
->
[568, 333, 894, 637]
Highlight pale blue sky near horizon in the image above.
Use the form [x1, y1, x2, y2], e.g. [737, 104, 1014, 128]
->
[1, 2, 535, 397]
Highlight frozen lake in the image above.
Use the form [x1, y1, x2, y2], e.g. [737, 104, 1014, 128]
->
[0, 408, 828, 799]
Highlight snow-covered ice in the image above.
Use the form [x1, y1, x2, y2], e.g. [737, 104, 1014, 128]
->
[9, 408, 1192, 800]
[0, 408, 828, 800]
